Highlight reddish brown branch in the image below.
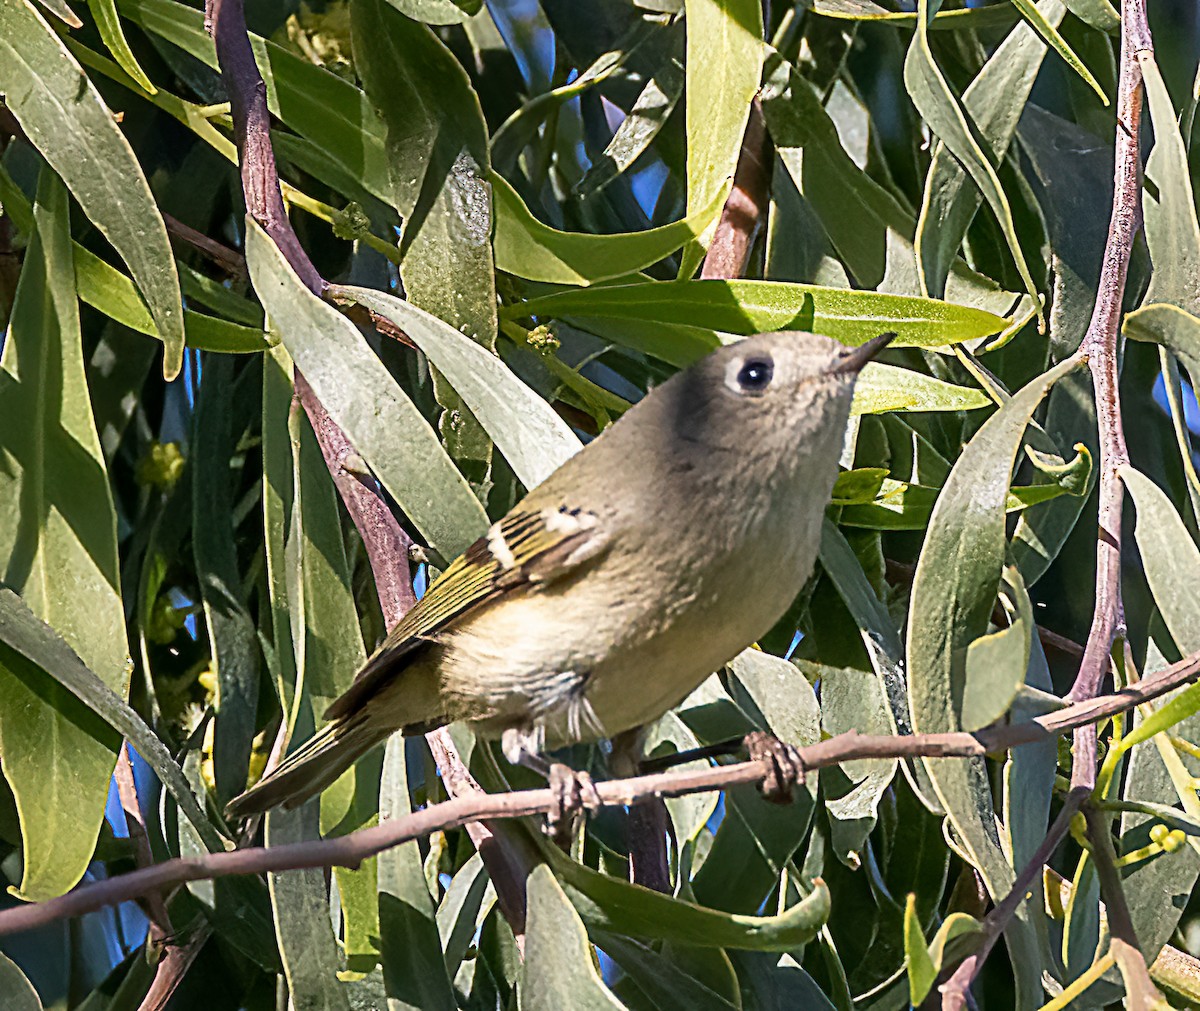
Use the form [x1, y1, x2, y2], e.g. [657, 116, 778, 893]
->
[1065, 0, 1152, 796]
[701, 99, 772, 280]
[2, 649, 1197, 939]
[939, 788, 1088, 1010]
[206, 0, 533, 946]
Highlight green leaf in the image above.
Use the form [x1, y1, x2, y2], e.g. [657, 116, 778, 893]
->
[266, 358, 380, 972]
[266, 804, 352, 1011]
[383, 0, 480, 25]
[1126, 303, 1200, 373]
[244, 220, 488, 561]
[851, 363, 990, 415]
[544, 838, 832, 950]
[678, 0, 763, 274]
[905, 902, 982, 1005]
[575, 35, 685, 199]
[492, 173, 726, 285]
[1120, 466, 1200, 658]
[905, 356, 1078, 1001]
[0, 162, 271, 354]
[522, 863, 623, 1010]
[598, 932, 740, 1011]
[84, 0, 156, 92]
[30, 0, 81, 26]
[806, 0, 1019, 27]
[1012, 0, 1106, 102]
[1140, 51, 1200, 315]
[759, 50, 1027, 321]
[1061, 0, 1120, 31]
[0, 951, 41, 1011]
[0, 588, 223, 851]
[903, 0, 1041, 316]
[915, 0, 1067, 299]
[0, 169, 131, 900]
[508, 279, 1007, 357]
[329, 285, 581, 488]
[352, 0, 498, 499]
[436, 852, 493, 978]
[904, 894, 937, 1005]
[192, 354, 259, 805]
[378, 737, 458, 1011]
[0, 0, 184, 378]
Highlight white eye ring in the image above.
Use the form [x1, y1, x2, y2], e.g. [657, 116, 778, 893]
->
[725, 355, 774, 396]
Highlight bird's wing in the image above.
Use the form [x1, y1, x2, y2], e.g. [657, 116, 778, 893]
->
[323, 505, 608, 721]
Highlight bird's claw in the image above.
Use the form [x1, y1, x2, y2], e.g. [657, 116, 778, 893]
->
[544, 763, 601, 846]
[744, 730, 804, 803]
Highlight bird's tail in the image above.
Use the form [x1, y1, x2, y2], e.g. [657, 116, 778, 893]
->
[224, 713, 388, 820]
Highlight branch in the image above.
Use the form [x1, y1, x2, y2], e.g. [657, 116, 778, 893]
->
[3, 649, 1197, 938]
[939, 788, 1088, 1010]
[206, 0, 534, 943]
[700, 99, 772, 280]
[1084, 803, 1166, 1006]
[1065, 0, 1153, 790]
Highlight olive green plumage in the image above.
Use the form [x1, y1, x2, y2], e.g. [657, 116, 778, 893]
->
[226, 330, 892, 818]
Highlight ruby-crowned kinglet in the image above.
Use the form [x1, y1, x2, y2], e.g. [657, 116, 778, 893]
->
[226, 330, 895, 817]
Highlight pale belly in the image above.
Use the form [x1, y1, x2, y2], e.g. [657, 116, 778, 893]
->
[435, 527, 814, 749]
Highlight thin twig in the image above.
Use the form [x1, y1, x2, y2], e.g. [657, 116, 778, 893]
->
[115, 743, 172, 940]
[700, 99, 772, 280]
[2, 649, 1197, 939]
[1065, 0, 1153, 795]
[939, 788, 1089, 1010]
[1084, 803, 1166, 1006]
[162, 211, 246, 280]
[207, 0, 534, 947]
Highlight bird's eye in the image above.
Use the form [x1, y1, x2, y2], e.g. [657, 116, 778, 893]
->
[736, 356, 774, 394]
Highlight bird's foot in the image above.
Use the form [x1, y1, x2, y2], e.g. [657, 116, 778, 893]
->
[744, 730, 805, 804]
[545, 763, 602, 847]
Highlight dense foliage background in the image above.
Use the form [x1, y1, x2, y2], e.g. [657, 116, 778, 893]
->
[2, 0, 1200, 1007]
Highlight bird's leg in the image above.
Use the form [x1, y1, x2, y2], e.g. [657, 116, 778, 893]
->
[501, 726, 600, 846]
[743, 730, 805, 803]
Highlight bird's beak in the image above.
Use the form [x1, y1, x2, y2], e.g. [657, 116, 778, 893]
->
[830, 331, 897, 376]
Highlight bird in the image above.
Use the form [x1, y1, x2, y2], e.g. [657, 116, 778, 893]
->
[225, 329, 895, 819]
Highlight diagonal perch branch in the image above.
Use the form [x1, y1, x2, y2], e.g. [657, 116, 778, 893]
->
[2, 648, 1197, 940]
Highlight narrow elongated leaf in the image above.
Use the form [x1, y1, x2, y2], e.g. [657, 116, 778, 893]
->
[544, 839, 832, 950]
[1012, 0, 1105, 101]
[575, 36, 685, 199]
[916, 0, 1064, 298]
[193, 354, 259, 805]
[0, 589, 222, 851]
[84, 0, 156, 92]
[331, 285, 582, 488]
[493, 173, 725, 284]
[509, 279, 1007, 352]
[244, 220, 487, 560]
[266, 804, 351, 1011]
[1121, 466, 1200, 656]
[679, 0, 763, 273]
[0, 0, 184, 377]
[0, 952, 41, 1011]
[386, 0, 480, 24]
[1140, 51, 1200, 314]
[852, 364, 989, 414]
[903, 0, 1041, 314]
[0, 161, 270, 354]
[906, 356, 1079, 1002]
[0, 170, 131, 900]
[760, 51, 1027, 321]
[522, 863, 623, 1010]
[378, 737, 458, 1011]
[352, 0, 498, 499]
